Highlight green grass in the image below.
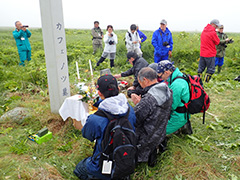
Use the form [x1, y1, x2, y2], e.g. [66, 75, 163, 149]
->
[0, 28, 240, 179]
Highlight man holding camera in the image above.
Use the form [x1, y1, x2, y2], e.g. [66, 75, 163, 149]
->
[13, 21, 31, 66]
[152, 19, 173, 63]
[198, 19, 220, 82]
[215, 25, 234, 73]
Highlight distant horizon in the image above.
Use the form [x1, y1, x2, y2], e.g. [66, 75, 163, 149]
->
[2, 26, 240, 34]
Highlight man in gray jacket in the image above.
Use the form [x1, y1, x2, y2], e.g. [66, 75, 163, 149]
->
[131, 67, 173, 167]
[114, 51, 148, 97]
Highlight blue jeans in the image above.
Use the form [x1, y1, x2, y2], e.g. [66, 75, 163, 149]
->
[154, 54, 169, 63]
[74, 158, 89, 180]
[74, 158, 110, 180]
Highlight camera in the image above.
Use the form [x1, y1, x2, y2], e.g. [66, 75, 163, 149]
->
[21, 25, 29, 28]
[109, 40, 114, 45]
[163, 41, 169, 46]
[229, 39, 234, 44]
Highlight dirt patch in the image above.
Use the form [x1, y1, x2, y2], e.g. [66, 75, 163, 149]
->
[47, 116, 72, 135]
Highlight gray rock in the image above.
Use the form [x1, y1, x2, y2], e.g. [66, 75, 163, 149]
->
[0, 107, 31, 124]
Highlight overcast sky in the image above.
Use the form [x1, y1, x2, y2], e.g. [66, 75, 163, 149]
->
[1, 0, 240, 32]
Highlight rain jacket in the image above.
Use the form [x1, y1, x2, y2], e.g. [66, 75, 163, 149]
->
[152, 27, 173, 57]
[121, 57, 149, 88]
[125, 31, 141, 51]
[81, 93, 136, 179]
[200, 24, 220, 57]
[13, 29, 31, 52]
[103, 32, 118, 53]
[91, 27, 103, 45]
[166, 68, 190, 135]
[134, 83, 172, 162]
[216, 31, 228, 57]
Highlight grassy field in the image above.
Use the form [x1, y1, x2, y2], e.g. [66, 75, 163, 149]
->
[0, 27, 240, 180]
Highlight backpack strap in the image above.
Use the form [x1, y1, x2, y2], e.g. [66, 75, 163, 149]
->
[171, 74, 190, 113]
[128, 32, 132, 41]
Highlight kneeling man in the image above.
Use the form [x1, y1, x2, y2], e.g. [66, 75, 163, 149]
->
[131, 67, 173, 167]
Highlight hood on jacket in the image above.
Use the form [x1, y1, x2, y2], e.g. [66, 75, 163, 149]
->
[98, 93, 129, 115]
[148, 83, 171, 106]
[203, 24, 216, 33]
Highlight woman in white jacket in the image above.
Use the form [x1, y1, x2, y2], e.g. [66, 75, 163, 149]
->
[95, 25, 118, 68]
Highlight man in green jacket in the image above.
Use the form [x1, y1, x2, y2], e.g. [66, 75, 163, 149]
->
[91, 21, 103, 54]
[157, 60, 192, 135]
[215, 25, 233, 73]
[13, 21, 32, 66]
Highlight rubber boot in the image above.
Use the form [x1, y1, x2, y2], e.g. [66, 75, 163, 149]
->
[96, 57, 106, 67]
[204, 73, 212, 83]
[110, 59, 114, 68]
[218, 66, 222, 74]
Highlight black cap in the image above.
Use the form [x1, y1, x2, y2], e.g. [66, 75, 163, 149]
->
[97, 74, 119, 98]
[130, 24, 137, 30]
[126, 51, 138, 62]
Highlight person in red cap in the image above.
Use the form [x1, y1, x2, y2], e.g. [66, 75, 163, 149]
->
[74, 74, 136, 180]
[198, 19, 220, 82]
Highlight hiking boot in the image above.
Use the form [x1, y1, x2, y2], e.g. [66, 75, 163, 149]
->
[158, 137, 168, 154]
[121, 175, 131, 180]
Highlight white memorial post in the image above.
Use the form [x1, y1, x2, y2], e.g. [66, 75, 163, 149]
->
[39, 0, 70, 113]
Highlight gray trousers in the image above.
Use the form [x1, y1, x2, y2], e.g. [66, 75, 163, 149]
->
[198, 56, 215, 74]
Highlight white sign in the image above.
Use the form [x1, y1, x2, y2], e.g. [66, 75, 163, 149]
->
[39, 0, 70, 113]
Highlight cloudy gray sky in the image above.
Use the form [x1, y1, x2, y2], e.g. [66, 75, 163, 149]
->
[1, 0, 240, 32]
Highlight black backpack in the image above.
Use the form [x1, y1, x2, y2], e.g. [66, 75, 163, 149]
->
[95, 107, 137, 179]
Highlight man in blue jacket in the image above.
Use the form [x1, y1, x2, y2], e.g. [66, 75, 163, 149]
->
[152, 19, 173, 63]
[74, 74, 136, 180]
[13, 21, 32, 66]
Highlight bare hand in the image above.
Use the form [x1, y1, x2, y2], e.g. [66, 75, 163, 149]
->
[22, 27, 26, 31]
[131, 93, 141, 105]
[168, 51, 172, 58]
[127, 86, 135, 90]
[114, 74, 121, 79]
[133, 41, 137, 44]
